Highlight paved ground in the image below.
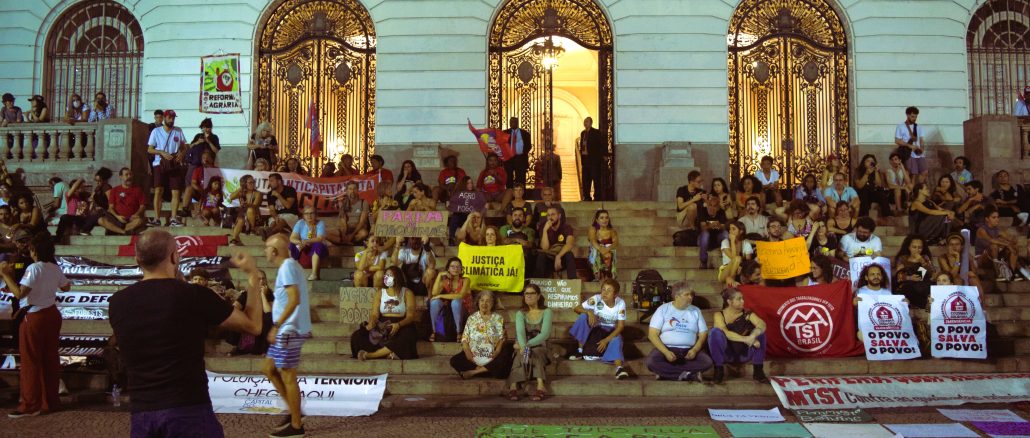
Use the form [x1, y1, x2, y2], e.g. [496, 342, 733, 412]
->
[1, 400, 1027, 437]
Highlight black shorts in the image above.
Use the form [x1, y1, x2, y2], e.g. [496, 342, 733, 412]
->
[153, 162, 185, 191]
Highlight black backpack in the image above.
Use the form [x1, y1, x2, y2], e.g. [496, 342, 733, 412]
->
[632, 269, 670, 322]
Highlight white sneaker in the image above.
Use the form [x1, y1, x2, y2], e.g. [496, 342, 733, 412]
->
[583, 355, 601, 361]
[58, 379, 68, 395]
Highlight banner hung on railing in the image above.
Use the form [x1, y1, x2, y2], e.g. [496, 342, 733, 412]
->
[207, 371, 386, 416]
[200, 53, 243, 114]
[55, 256, 231, 287]
[204, 168, 379, 213]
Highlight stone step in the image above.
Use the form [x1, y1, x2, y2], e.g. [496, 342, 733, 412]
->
[202, 350, 1030, 381]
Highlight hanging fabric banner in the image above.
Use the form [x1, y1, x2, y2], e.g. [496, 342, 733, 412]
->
[204, 168, 379, 213]
[200, 53, 243, 114]
[856, 293, 920, 361]
[930, 286, 987, 359]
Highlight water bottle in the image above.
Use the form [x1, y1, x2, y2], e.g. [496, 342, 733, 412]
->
[111, 384, 121, 407]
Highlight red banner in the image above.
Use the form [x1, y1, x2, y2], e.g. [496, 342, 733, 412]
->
[740, 281, 863, 359]
[118, 235, 228, 257]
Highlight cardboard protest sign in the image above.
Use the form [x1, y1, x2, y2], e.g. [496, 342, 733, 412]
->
[448, 190, 486, 214]
[849, 256, 892, 292]
[374, 210, 448, 238]
[528, 279, 581, 309]
[205, 168, 379, 213]
[200, 54, 242, 114]
[857, 293, 920, 360]
[755, 237, 811, 279]
[457, 243, 525, 292]
[339, 287, 375, 324]
[930, 285, 987, 359]
[791, 408, 872, 423]
[740, 281, 863, 358]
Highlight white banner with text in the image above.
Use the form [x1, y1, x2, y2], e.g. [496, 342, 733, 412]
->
[207, 372, 387, 417]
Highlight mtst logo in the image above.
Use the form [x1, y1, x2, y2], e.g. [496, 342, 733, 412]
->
[779, 297, 834, 353]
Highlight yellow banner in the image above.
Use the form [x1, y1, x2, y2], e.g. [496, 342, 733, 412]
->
[755, 237, 812, 280]
[457, 243, 525, 293]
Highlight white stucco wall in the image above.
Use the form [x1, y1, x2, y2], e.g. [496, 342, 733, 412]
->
[0, 0, 992, 197]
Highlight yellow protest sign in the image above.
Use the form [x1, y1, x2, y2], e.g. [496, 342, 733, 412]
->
[754, 237, 811, 280]
[457, 243, 525, 292]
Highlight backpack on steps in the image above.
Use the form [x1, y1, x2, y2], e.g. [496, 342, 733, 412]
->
[632, 269, 669, 323]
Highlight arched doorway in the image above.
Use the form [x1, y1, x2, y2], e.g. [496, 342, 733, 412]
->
[256, 0, 376, 173]
[967, 0, 1030, 117]
[44, 1, 144, 120]
[489, 0, 614, 200]
[728, 0, 850, 187]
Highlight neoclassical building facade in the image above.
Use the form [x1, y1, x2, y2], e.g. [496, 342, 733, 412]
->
[0, 0, 1020, 200]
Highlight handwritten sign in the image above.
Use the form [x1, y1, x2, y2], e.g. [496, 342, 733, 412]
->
[339, 287, 375, 324]
[792, 408, 872, 423]
[755, 237, 811, 279]
[448, 190, 486, 214]
[529, 278, 582, 309]
[374, 211, 448, 238]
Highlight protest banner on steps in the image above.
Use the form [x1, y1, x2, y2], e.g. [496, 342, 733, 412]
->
[207, 371, 386, 416]
[857, 293, 920, 360]
[930, 285, 987, 359]
[457, 243, 525, 292]
[755, 237, 811, 279]
[374, 210, 448, 238]
[204, 168, 379, 213]
[740, 281, 863, 358]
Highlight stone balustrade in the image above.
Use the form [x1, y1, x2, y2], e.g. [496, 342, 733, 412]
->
[0, 122, 97, 161]
[0, 118, 150, 187]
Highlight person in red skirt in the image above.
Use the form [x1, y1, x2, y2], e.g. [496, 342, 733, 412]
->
[2, 233, 69, 418]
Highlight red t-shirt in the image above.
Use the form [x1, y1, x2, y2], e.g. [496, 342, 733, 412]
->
[478, 167, 507, 194]
[108, 185, 146, 218]
[364, 168, 394, 184]
[438, 168, 467, 187]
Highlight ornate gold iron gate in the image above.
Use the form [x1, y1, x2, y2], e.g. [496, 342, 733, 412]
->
[489, 0, 614, 196]
[728, 0, 849, 187]
[257, 0, 376, 173]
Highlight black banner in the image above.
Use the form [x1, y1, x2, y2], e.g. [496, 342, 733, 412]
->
[56, 256, 232, 287]
[0, 334, 108, 370]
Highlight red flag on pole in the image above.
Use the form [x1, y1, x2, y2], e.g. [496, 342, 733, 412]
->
[467, 119, 514, 161]
[739, 281, 864, 358]
[307, 98, 321, 157]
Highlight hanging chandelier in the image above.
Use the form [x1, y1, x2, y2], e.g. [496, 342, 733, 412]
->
[532, 36, 564, 69]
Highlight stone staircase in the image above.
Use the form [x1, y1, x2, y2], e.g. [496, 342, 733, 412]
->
[18, 201, 1030, 405]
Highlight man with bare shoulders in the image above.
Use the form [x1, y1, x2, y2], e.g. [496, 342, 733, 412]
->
[109, 229, 264, 437]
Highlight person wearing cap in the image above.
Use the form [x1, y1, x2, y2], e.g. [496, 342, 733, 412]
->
[147, 110, 188, 227]
[86, 91, 113, 122]
[1, 93, 23, 127]
[26, 95, 48, 123]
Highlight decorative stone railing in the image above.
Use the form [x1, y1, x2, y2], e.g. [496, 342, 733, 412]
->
[0, 123, 97, 161]
[0, 118, 151, 187]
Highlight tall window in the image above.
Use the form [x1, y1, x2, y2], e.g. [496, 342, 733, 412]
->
[44, 1, 144, 120]
[968, 0, 1030, 117]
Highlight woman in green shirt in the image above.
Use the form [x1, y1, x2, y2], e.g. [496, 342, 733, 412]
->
[506, 284, 553, 401]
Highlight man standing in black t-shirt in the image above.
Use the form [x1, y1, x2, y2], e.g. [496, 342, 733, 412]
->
[109, 229, 264, 437]
[261, 173, 299, 239]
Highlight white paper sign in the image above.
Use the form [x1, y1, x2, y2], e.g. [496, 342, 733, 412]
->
[207, 372, 387, 416]
[937, 409, 1027, 423]
[849, 256, 892, 292]
[708, 407, 785, 423]
[930, 286, 987, 359]
[857, 294, 920, 361]
[884, 423, 979, 438]
[803, 423, 894, 438]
